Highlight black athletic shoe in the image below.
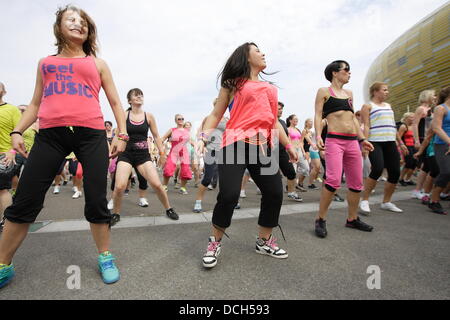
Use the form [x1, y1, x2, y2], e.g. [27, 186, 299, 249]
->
[334, 194, 345, 202]
[315, 218, 327, 238]
[166, 208, 179, 220]
[308, 184, 319, 190]
[110, 214, 121, 226]
[63, 180, 68, 186]
[345, 217, 373, 232]
[405, 180, 416, 186]
[398, 180, 408, 187]
[428, 202, 447, 215]
[440, 194, 450, 201]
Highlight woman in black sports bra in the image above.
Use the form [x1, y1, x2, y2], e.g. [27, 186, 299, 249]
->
[313, 60, 374, 239]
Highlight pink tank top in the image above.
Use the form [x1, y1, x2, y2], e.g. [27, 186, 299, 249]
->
[38, 55, 104, 129]
[222, 80, 278, 147]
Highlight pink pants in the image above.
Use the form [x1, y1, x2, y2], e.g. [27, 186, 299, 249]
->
[163, 144, 192, 180]
[325, 137, 363, 191]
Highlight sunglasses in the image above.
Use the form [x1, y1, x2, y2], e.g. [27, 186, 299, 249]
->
[339, 66, 350, 72]
[177, 118, 184, 121]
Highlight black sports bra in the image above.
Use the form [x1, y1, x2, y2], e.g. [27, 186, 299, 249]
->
[322, 87, 354, 119]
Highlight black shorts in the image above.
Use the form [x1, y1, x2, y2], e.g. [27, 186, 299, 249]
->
[118, 149, 151, 168]
[0, 174, 13, 190]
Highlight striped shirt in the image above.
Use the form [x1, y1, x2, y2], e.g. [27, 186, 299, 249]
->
[368, 102, 397, 142]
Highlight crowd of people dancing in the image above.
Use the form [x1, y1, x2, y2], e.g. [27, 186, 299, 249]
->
[0, 5, 448, 288]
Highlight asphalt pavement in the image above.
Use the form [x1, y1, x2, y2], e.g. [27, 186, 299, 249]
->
[0, 178, 449, 300]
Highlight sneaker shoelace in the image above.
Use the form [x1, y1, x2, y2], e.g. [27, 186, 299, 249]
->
[265, 236, 279, 250]
[206, 241, 220, 255]
[100, 255, 116, 271]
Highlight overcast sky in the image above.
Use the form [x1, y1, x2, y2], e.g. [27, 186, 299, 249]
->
[1, 0, 448, 134]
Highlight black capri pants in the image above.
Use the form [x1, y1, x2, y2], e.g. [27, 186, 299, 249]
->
[201, 150, 218, 187]
[368, 141, 400, 184]
[110, 166, 148, 191]
[212, 141, 283, 229]
[4, 127, 111, 224]
[404, 146, 418, 170]
[434, 144, 450, 188]
[422, 155, 440, 178]
[277, 147, 296, 180]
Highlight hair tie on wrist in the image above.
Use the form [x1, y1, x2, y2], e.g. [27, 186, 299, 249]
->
[10, 131, 22, 136]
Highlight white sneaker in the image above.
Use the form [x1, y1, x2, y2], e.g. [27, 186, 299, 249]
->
[411, 190, 424, 200]
[107, 199, 114, 210]
[53, 185, 60, 194]
[287, 192, 303, 202]
[202, 236, 221, 268]
[381, 202, 403, 212]
[359, 200, 371, 215]
[72, 186, 78, 193]
[138, 198, 149, 207]
[240, 190, 247, 198]
[72, 191, 82, 199]
[208, 184, 214, 190]
[255, 235, 288, 259]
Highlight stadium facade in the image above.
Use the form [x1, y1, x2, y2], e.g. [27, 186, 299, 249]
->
[363, 3, 450, 119]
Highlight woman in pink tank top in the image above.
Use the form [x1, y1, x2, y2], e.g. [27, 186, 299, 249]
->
[196, 42, 298, 269]
[0, 5, 127, 287]
[161, 114, 192, 194]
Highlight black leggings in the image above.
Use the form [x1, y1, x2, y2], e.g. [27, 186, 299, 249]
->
[368, 141, 400, 184]
[5, 127, 111, 224]
[212, 142, 283, 229]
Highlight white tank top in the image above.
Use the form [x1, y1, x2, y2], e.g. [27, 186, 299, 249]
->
[368, 102, 397, 142]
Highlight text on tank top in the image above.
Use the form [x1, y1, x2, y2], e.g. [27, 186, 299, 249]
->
[38, 55, 104, 129]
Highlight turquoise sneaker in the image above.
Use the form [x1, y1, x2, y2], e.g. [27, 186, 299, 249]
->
[98, 252, 120, 284]
[0, 263, 15, 289]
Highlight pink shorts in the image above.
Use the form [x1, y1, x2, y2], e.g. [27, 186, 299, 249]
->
[163, 146, 192, 180]
[324, 135, 363, 192]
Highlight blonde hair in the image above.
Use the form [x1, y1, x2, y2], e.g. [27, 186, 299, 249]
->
[401, 112, 414, 124]
[369, 82, 388, 99]
[418, 90, 435, 105]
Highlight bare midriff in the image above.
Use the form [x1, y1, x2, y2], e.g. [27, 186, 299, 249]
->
[325, 110, 357, 135]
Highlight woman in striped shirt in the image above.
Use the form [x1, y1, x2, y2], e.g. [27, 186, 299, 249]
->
[359, 82, 408, 214]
